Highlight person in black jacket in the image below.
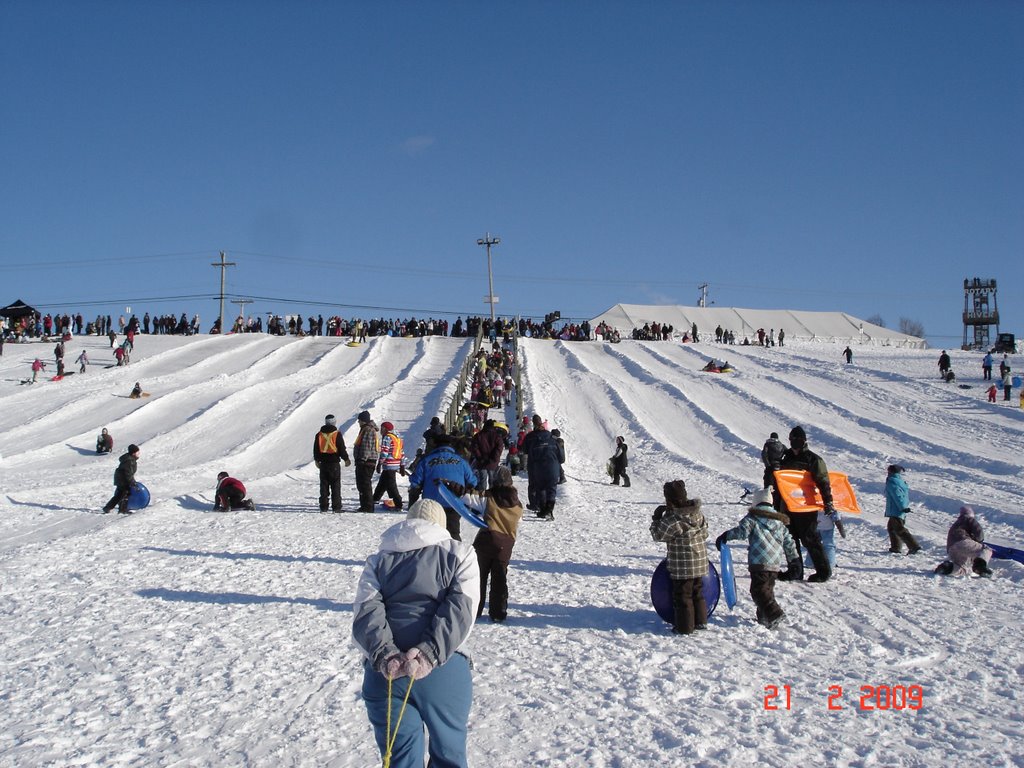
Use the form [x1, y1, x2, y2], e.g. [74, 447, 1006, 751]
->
[761, 432, 785, 489]
[775, 426, 833, 583]
[314, 414, 351, 512]
[101, 443, 140, 514]
[610, 436, 630, 487]
[521, 415, 564, 520]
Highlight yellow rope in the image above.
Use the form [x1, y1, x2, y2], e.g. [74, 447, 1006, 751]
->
[382, 673, 415, 768]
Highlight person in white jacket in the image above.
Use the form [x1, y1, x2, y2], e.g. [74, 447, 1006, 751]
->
[352, 498, 480, 768]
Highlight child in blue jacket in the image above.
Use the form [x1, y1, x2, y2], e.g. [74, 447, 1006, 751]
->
[716, 488, 799, 629]
[884, 465, 921, 554]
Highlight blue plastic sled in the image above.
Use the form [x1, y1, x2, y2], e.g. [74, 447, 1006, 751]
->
[651, 559, 721, 623]
[436, 483, 487, 529]
[126, 482, 151, 511]
[720, 544, 738, 609]
[987, 542, 1024, 565]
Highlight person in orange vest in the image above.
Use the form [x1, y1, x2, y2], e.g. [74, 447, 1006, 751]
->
[314, 414, 351, 512]
[373, 421, 406, 510]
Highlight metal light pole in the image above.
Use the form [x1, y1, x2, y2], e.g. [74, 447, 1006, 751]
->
[476, 233, 500, 323]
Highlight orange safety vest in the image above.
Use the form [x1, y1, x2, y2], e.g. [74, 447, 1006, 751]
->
[318, 431, 339, 455]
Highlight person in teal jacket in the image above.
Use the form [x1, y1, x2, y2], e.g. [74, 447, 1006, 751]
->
[884, 465, 921, 554]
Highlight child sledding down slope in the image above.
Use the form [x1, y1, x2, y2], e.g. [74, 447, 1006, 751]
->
[716, 488, 799, 630]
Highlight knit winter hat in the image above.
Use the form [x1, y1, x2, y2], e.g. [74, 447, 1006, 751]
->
[770, 432, 779, 439]
[358, 410, 371, 423]
[217, 471, 228, 481]
[887, 464, 906, 475]
[959, 505, 975, 518]
[407, 498, 446, 528]
[325, 414, 336, 426]
[494, 466, 514, 487]
[381, 421, 394, 433]
[749, 488, 776, 511]
[663, 480, 687, 506]
[789, 426, 807, 444]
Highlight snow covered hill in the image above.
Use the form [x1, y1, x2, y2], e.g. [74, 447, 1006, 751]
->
[1, 333, 1021, 767]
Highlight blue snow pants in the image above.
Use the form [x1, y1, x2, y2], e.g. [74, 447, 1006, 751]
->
[362, 652, 472, 768]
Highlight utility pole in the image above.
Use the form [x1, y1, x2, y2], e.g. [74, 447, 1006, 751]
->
[476, 233, 500, 323]
[698, 283, 709, 308]
[230, 298, 253, 332]
[211, 251, 236, 334]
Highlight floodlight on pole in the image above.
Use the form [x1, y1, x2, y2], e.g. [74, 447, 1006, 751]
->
[477, 233, 500, 323]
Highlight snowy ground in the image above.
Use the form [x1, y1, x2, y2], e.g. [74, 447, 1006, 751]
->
[1, 333, 1022, 767]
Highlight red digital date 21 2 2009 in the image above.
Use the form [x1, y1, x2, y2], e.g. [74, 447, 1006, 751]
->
[763, 684, 923, 711]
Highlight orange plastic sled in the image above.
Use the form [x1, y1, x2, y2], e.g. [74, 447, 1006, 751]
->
[773, 470, 861, 515]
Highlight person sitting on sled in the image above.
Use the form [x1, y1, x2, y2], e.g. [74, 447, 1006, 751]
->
[96, 428, 114, 454]
[129, 382, 143, 399]
[213, 472, 255, 511]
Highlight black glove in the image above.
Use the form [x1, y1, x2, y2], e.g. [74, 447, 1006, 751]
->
[408, 486, 421, 505]
[652, 504, 666, 522]
[902, 507, 911, 515]
[715, 533, 727, 551]
[778, 559, 803, 582]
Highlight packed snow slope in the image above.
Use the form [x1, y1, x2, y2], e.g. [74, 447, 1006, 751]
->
[2, 334, 1022, 768]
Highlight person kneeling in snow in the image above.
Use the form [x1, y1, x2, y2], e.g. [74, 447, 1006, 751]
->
[716, 488, 799, 630]
[213, 472, 255, 511]
[935, 506, 994, 577]
[650, 480, 709, 635]
[352, 498, 480, 768]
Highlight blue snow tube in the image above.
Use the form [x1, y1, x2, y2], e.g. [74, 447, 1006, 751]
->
[651, 559, 721, 623]
[126, 482, 151, 511]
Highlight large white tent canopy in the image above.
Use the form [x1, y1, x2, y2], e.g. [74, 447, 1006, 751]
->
[590, 303, 926, 348]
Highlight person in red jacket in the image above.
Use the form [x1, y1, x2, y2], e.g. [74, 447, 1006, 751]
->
[214, 472, 255, 511]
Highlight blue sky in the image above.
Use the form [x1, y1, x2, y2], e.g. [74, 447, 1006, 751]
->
[2, 1, 1021, 345]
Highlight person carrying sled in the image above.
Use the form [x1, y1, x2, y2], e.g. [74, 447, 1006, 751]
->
[884, 465, 921, 555]
[352, 498, 479, 768]
[213, 472, 254, 511]
[936, 506, 994, 578]
[372, 421, 406, 511]
[938, 350, 952, 379]
[447, 465, 524, 623]
[776, 425, 835, 583]
[609, 435, 630, 487]
[716, 488, 799, 630]
[760, 432, 785, 489]
[650, 480, 709, 635]
[408, 434, 478, 541]
[314, 414, 351, 512]
[96, 427, 114, 454]
[101, 443, 140, 515]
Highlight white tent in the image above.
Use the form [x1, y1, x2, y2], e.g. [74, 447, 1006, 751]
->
[590, 303, 926, 348]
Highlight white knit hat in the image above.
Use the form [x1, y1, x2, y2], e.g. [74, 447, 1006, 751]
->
[407, 498, 446, 528]
[749, 488, 776, 511]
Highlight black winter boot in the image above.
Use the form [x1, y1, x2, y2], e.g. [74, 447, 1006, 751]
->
[973, 558, 994, 577]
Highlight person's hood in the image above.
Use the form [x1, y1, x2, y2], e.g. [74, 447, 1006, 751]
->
[378, 519, 452, 554]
